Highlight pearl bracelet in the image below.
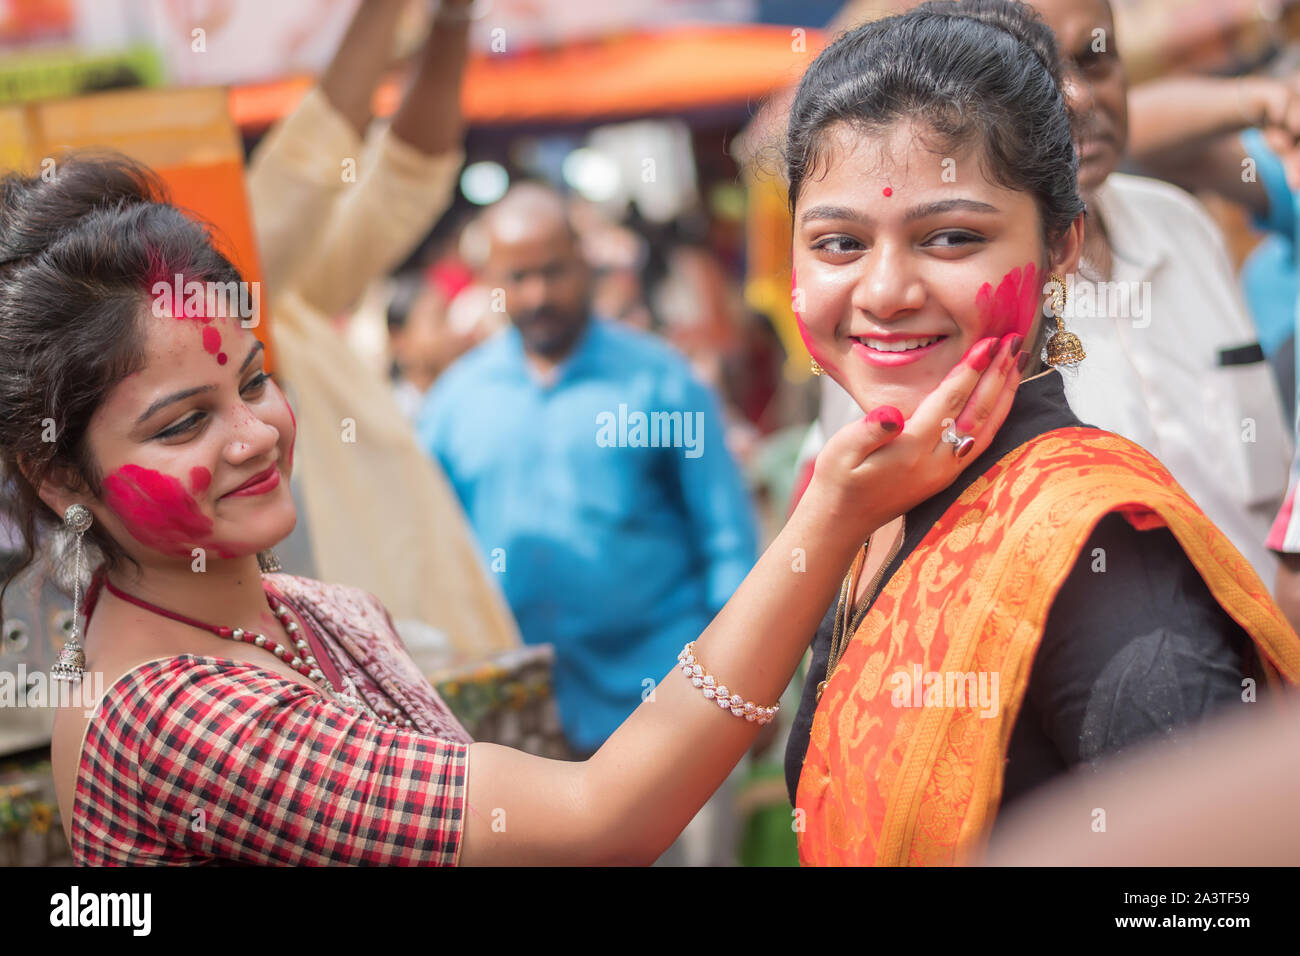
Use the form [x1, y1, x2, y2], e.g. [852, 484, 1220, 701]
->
[677, 642, 779, 725]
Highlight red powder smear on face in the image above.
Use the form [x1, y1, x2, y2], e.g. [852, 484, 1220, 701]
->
[959, 336, 1001, 373]
[202, 326, 222, 355]
[285, 399, 296, 470]
[974, 261, 1039, 339]
[791, 266, 838, 375]
[190, 467, 211, 493]
[151, 286, 196, 322]
[882, 186, 893, 197]
[103, 464, 214, 558]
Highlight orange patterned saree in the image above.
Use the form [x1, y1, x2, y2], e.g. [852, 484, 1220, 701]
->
[795, 427, 1300, 866]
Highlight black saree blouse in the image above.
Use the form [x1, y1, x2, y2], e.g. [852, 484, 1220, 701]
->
[783, 370, 1262, 819]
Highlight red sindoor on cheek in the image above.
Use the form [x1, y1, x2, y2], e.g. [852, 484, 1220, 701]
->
[103, 464, 222, 558]
[791, 266, 839, 375]
[285, 399, 296, 470]
[189, 467, 211, 493]
[973, 262, 1040, 339]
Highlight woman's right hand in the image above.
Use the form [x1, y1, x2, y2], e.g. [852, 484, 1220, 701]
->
[803, 332, 1026, 541]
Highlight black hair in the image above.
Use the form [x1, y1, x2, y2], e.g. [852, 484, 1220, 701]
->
[784, 0, 1084, 246]
[0, 151, 245, 615]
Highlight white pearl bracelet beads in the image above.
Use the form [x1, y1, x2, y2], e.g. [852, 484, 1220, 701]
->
[677, 641, 779, 725]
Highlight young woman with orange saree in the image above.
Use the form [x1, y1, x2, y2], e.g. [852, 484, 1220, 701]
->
[781, 0, 1300, 866]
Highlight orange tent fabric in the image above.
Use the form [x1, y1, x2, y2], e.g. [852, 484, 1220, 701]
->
[230, 24, 826, 130]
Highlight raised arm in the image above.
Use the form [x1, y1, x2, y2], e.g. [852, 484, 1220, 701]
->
[387, 0, 472, 157]
[317, 0, 411, 139]
[289, 6, 472, 317]
[459, 333, 1025, 865]
[247, 0, 409, 293]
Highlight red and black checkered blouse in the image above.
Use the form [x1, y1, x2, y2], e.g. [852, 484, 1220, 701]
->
[70, 573, 474, 866]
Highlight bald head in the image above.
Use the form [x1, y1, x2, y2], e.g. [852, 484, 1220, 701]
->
[481, 182, 578, 248]
[479, 183, 592, 360]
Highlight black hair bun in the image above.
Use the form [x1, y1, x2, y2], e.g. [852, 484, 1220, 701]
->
[0, 153, 166, 270]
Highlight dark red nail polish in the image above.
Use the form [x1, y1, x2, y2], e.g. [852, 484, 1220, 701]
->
[964, 337, 998, 373]
[866, 405, 904, 432]
[1016, 349, 1031, 372]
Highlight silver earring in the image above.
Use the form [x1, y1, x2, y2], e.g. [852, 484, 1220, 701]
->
[51, 504, 93, 681]
[257, 549, 282, 574]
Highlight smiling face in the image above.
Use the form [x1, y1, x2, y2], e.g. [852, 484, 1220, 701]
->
[79, 306, 296, 566]
[792, 119, 1081, 419]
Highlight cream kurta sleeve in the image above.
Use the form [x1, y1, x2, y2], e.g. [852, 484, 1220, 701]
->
[291, 126, 465, 318]
[247, 89, 521, 661]
[246, 86, 361, 297]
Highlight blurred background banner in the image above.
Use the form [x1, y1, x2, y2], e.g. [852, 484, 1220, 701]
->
[1, 0, 819, 99]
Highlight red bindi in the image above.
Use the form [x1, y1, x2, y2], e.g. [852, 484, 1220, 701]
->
[882, 186, 893, 197]
[202, 326, 221, 355]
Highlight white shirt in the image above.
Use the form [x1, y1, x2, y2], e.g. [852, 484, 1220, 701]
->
[808, 172, 1291, 583]
[1063, 173, 1290, 583]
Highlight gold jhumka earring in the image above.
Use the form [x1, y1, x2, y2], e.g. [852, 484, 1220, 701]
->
[810, 358, 824, 376]
[1022, 272, 1086, 383]
[1042, 271, 1085, 369]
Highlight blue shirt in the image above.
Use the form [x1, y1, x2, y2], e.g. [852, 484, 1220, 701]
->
[418, 318, 759, 751]
[1240, 128, 1298, 360]
[1242, 128, 1300, 551]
